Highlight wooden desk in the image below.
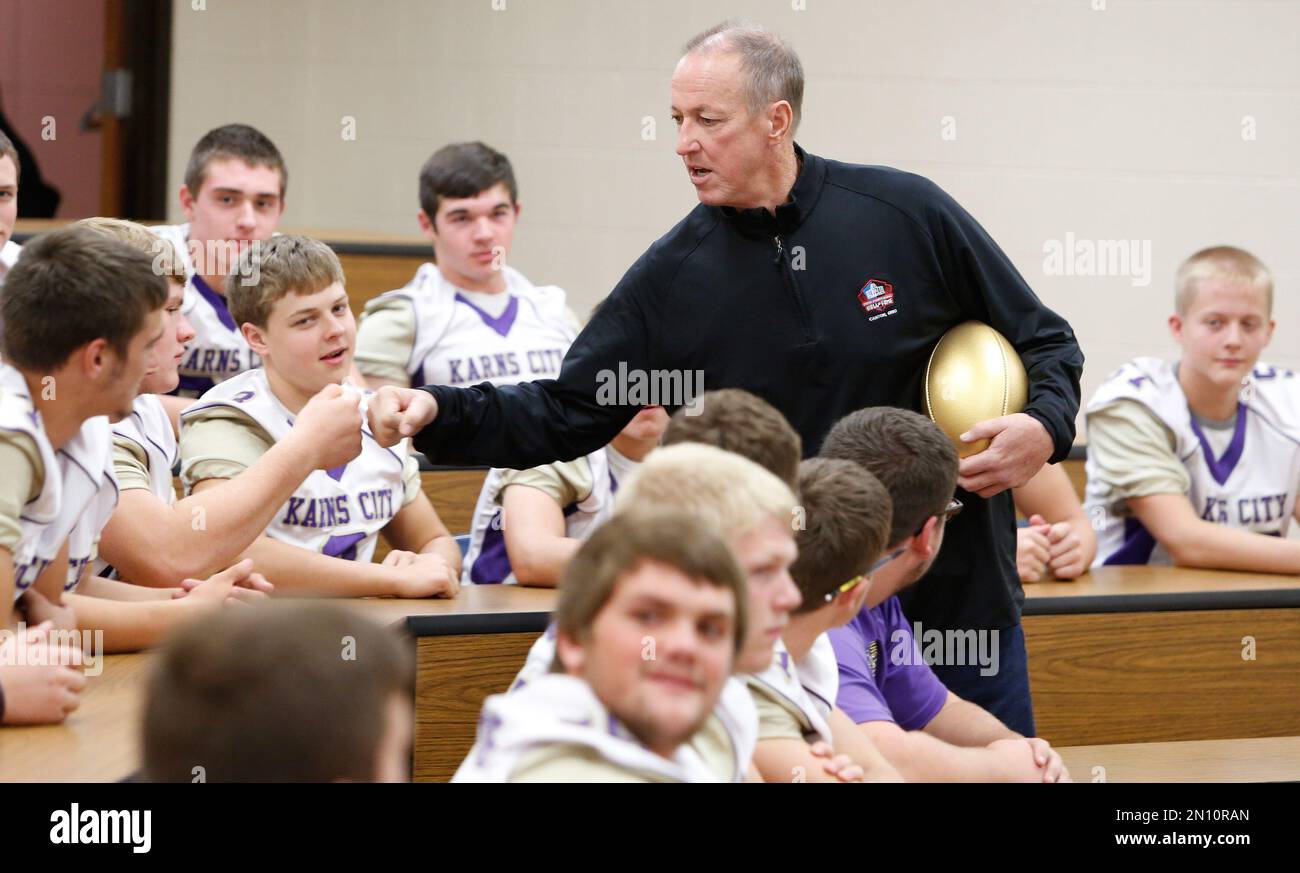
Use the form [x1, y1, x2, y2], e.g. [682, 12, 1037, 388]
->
[348, 586, 555, 783]
[0, 654, 149, 783]
[1059, 736, 1300, 783]
[11, 564, 1300, 782]
[1023, 566, 1300, 747]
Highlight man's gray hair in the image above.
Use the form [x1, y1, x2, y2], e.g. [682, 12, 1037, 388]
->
[683, 20, 804, 134]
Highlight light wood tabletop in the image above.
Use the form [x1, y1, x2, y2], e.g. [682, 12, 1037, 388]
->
[1059, 736, 1300, 783]
[1025, 565, 1300, 601]
[0, 654, 150, 783]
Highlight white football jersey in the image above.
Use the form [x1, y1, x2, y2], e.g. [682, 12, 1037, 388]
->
[366, 263, 576, 388]
[0, 238, 20, 287]
[93, 394, 178, 578]
[49, 417, 119, 591]
[2, 364, 62, 600]
[454, 673, 720, 783]
[510, 624, 758, 783]
[153, 223, 259, 397]
[462, 446, 636, 585]
[749, 637, 835, 745]
[180, 369, 407, 564]
[1086, 357, 1300, 566]
[794, 632, 840, 721]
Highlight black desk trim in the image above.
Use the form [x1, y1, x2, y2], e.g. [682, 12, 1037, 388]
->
[405, 611, 551, 637]
[1024, 588, 1300, 616]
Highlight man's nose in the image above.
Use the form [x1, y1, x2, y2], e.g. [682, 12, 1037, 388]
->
[676, 121, 698, 157]
[775, 572, 802, 613]
[657, 616, 700, 662]
[235, 201, 256, 230]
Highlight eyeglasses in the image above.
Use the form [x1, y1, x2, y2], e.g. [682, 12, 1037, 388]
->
[825, 573, 869, 604]
[827, 498, 965, 602]
[868, 498, 961, 579]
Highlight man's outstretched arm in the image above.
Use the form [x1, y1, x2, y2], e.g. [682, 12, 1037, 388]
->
[374, 267, 659, 468]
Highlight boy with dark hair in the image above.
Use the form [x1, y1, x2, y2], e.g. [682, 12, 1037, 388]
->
[0, 227, 167, 721]
[154, 123, 288, 396]
[662, 388, 802, 490]
[355, 141, 577, 392]
[820, 407, 1069, 781]
[143, 601, 414, 782]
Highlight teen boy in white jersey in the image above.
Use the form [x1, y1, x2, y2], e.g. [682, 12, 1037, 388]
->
[181, 235, 462, 598]
[462, 405, 668, 586]
[0, 228, 164, 719]
[355, 142, 578, 392]
[153, 124, 286, 397]
[457, 511, 746, 782]
[1085, 246, 1300, 572]
[0, 131, 19, 289]
[74, 219, 364, 593]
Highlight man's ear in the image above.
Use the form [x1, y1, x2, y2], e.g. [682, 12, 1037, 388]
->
[179, 184, 196, 222]
[1168, 312, 1184, 343]
[768, 100, 794, 145]
[512, 200, 522, 221]
[555, 629, 585, 676]
[240, 322, 270, 359]
[914, 516, 942, 560]
[79, 338, 112, 381]
[417, 209, 436, 242]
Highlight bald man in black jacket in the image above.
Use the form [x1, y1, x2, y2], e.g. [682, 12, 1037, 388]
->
[371, 22, 1083, 736]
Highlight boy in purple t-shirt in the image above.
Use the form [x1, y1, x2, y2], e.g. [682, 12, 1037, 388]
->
[819, 407, 1070, 782]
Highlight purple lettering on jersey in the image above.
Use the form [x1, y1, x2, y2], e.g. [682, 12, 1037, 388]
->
[283, 496, 304, 525]
[322, 531, 366, 561]
[301, 499, 318, 528]
[322, 497, 337, 527]
[448, 359, 464, 383]
[334, 495, 350, 524]
[231, 390, 256, 403]
[200, 349, 216, 372]
[358, 491, 373, 520]
[1201, 496, 1228, 523]
[1253, 366, 1278, 380]
[465, 357, 481, 382]
[506, 352, 520, 376]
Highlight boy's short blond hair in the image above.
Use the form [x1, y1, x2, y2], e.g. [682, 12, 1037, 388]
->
[227, 234, 344, 328]
[73, 217, 187, 282]
[614, 442, 798, 539]
[1175, 246, 1272, 317]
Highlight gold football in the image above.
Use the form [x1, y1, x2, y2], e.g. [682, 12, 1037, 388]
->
[923, 321, 1028, 458]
